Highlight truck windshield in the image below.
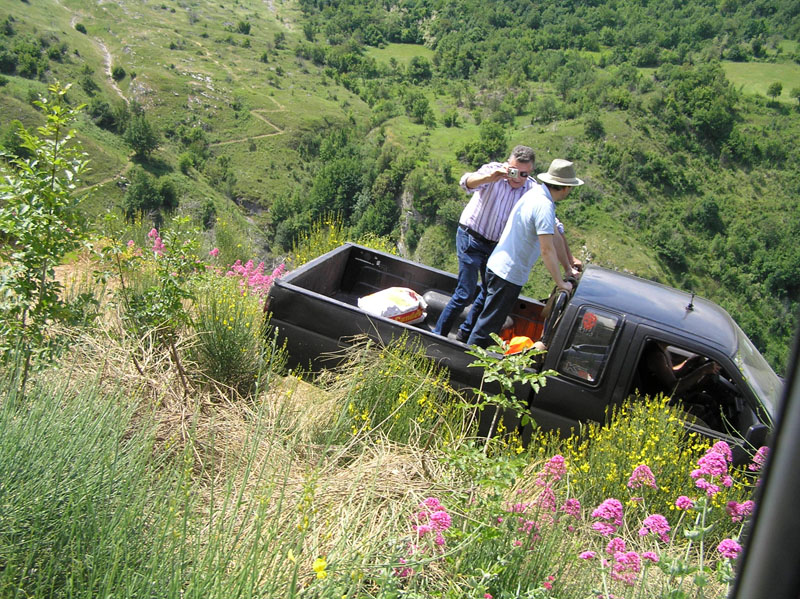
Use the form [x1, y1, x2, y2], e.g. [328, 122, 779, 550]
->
[735, 324, 781, 419]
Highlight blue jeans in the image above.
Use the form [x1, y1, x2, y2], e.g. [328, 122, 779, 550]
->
[433, 226, 495, 337]
[466, 270, 522, 348]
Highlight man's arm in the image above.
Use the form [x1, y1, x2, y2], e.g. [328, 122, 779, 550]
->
[462, 165, 510, 190]
[539, 234, 572, 292]
[554, 230, 579, 277]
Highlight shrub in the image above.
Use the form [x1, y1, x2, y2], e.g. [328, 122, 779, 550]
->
[74, 23, 87, 34]
[190, 273, 285, 397]
[111, 65, 126, 81]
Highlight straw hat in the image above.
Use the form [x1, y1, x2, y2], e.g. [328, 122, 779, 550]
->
[537, 159, 584, 186]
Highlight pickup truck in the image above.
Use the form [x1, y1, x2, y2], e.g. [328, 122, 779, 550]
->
[265, 243, 779, 459]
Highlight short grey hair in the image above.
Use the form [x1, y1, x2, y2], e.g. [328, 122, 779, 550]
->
[509, 145, 535, 165]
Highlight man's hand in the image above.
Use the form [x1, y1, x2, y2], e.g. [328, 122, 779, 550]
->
[557, 280, 573, 293]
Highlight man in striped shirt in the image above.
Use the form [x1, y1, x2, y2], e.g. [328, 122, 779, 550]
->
[433, 145, 537, 341]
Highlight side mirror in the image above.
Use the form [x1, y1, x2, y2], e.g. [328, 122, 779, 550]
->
[745, 422, 770, 450]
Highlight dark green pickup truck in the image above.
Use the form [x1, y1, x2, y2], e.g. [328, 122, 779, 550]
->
[265, 243, 779, 460]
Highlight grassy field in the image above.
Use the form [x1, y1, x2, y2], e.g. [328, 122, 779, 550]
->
[722, 59, 800, 100]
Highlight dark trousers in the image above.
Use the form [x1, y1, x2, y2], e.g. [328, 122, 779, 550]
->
[433, 226, 495, 337]
[466, 270, 522, 348]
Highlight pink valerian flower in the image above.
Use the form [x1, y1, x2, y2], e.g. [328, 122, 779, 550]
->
[592, 522, 618, 537]
[560, 498, 582, 519]
[627, 464, 657, 490]
[507, 501, 532, 514]
[209, 247, 220, 258]
[412, 497, 451, 550]
[578, 551, 597, 560]
[605, 537, 626, 554]
[717, 538, 743, 560]
[749, 446, 769, 472]
[393, 558, 413, 578]
[611, 551, 642, 586]
[710, 441, 733, 463]
[638, 514, 671, 543]
[695, 478, 721, 497]
[484, 594, 493, 599]
[726, 500, 755, 523]
[692, 451, 729, 479]
[152, 235, 165, 256]
[541, 454, 566, 482]
[642, 551, 659, 563]
[675, 496, 694, 510]
[226, 260, 285, 299]
[592, 498, 624, 526]
[148, 228, 158, 240]
[591, 498, 623, 536]
[127, 240, 135, 248]
[534, 486, 557, 513]
[542, 575, 555, 590]
[429, 509, 452, 531]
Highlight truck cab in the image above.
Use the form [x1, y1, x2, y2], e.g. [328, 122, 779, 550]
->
[530, 266, 778, 459]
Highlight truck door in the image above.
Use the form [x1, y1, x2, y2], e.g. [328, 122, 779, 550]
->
[532, 305, 626, 432]
[620, 325, 765, 458]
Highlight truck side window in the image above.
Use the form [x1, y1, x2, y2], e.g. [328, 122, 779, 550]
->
[557, 307, 621, 385]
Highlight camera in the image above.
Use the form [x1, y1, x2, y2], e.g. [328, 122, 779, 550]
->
[507, 167, 519, 178]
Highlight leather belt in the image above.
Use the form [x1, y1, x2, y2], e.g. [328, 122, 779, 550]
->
[459, 224, 495, 246]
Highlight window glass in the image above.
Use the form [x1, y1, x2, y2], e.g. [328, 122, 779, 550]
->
[557, 307, 621, 384]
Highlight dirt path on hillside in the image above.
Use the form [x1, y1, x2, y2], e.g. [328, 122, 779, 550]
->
[96, 39, 128, 104]
[209, 99, 286, 147]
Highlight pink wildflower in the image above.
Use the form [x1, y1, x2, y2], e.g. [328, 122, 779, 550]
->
[726, 500, 755, 523]
[675, 496, 694, 510]
[152, 236, 165, 256]
[484, 594, 493, 599]
[535, 487, 557, 513]
[542, 454, 566, 481]
[393, 558, 413, 578]
[148, 228, 158, 239]
[611, 551, 641, 586]
[434, 533, 445, 546]
[209, 247, 219, 257]
[543, 575, 555, 590]
[606, 537, 626, 554]
[710, 441, 733, 463]
[422, 497, 442, 510]
[579, 551, 597, 560]
[429, 510, 452, 531]
[592, 522, 617, 537]
[749, 446, 769, 472]
[717, 538, 742, 560]
[642, 551, 659, 563]
[638, 514, 671, 543]
[127, 240, 135, 248]
[627, 464, 657, 490]
[560, 498, 582, 519]
[592, 498, 624, 526]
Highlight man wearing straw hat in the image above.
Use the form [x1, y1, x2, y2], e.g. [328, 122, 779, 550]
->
[466, 159, 584, 348]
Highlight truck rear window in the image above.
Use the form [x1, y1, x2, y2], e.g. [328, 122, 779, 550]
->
[557, 307, 621, 385]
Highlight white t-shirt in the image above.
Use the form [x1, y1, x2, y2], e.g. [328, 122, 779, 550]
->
[487, 184, 556, 286]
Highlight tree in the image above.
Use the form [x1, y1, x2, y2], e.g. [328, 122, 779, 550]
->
[124, 111, 160, 160]
[111, 65, 126, 81]
[792, 87, 800, 107]
[0, 83, 91, 392]
[767, 81, 783, 101]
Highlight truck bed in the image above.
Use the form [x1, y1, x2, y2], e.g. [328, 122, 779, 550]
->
[266, 243, 547, 385]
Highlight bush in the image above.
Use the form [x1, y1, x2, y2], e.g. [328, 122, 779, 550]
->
[74, 23, 87, 34]
[111, 65, 126, 81]
[190, 273, 285, 397]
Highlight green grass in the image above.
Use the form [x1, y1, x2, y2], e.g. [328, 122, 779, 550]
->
[366, 43, 435, 66]
[722, 59, 800, 100]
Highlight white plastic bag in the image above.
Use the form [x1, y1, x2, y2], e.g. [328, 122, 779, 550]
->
[357, 287, 428, 324]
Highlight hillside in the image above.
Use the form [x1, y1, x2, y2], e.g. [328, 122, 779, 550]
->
[1, 0, 799, 373]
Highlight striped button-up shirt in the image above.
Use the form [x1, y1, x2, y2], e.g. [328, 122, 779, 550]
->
[459, 162, 537, 242]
